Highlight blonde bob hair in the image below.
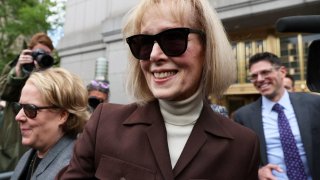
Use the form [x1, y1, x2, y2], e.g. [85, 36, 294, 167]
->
[27, 67, 89, 137]
[123, 0, 236, 105]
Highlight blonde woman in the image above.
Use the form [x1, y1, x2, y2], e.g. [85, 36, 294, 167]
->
[11, 68, 89, 180]
[58, 0, 259, 179]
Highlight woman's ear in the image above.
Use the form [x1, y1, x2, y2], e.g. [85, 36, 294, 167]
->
[58, 110, 69, 126]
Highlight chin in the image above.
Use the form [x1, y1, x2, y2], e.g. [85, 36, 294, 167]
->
[154, 94, 172, 100]
[151, 88, 176, 100]
[21, 139, 31, 146]
[155, 92, 183, 101]
[259, 89, 271, 96]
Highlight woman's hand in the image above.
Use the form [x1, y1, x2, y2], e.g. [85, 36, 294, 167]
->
[15, 49, 33, 77]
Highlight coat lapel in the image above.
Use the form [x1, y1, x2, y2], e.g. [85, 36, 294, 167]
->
[14, 150, 33, 179]
[173, 103, 234, 176]
[124, 100, 174, 180]
[147, 123, 175, 180]
[33, 136, 74, 177]
[249, 98, 268, 165]
[289, 93, 313, 169]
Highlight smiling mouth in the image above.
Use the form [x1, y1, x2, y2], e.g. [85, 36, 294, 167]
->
[153, 71, 177, 79]
[21, 128, 31, 136]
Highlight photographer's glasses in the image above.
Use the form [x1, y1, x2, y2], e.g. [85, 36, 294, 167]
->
[13, 102, 58, 119]
[126, 28, 205, 60]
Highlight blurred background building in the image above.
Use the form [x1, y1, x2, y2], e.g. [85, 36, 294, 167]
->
[57, 0, 320, 115]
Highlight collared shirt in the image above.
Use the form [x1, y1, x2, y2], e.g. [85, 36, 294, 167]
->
[262, 91, 311, 180]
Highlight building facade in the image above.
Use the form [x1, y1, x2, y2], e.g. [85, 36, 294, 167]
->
[57, 0, 320, 114]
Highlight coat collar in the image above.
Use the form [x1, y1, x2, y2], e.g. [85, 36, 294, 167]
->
[173, 102, 234, 176]
[123, 100, 234, 178]
[123, 100, 234, 139]
[14, 135, 74, 179]
[33, 136, 74, 177]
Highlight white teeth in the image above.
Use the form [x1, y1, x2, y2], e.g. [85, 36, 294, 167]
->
[154, 71, 176, 79]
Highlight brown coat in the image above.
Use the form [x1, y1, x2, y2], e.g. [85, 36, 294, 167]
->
[57, 100, 259, 180]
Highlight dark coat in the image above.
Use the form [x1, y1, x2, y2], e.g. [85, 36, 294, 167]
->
[58, 100, 260, 180]
[0, 58, 29, 172]
[234, 92, 320, 180]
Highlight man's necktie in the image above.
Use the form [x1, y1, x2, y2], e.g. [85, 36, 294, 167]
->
[272, 103, 307, 180]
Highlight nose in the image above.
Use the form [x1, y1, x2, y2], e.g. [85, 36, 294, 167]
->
[149, 42, 166, 61]
[15, 108, 27, 122]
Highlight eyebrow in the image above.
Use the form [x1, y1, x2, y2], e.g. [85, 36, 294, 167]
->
[250, 68, 273, 75]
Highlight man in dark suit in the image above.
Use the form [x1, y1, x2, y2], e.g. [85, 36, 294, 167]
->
[234, 52, 320, 180]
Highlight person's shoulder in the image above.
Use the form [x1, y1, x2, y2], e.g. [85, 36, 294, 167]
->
[232, 98, 261, 124]
[293, 92, 320, 98]
[219, 116, 256, 135]
[234, 99, 260, 115]
[45, 136, 75, 162]
[100, 102, 140, 116]
[0, 57, 18, 75]
[215, 116, 258, 146]
[90, 102, 144, 124]
[291, 92, 320, 103]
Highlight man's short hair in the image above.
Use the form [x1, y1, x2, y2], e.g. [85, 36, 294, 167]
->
[249, 52, 282, 69]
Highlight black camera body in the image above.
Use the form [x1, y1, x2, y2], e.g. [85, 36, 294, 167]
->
[276, 15, 320, 92]
[22, 48, 54, 73]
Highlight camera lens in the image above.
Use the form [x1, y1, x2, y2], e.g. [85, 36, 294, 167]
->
[36, 54, 54, 68]
[22, 48, 54, 73]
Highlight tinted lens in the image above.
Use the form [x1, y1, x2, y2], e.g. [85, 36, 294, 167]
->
[126, 28, 191, 60]
[13, 103, 37, 118]
[13, 102, 22, 114]
[127, 35, 154, 60]
[158, 29, 188, 56]
[23, 104, 37, 118]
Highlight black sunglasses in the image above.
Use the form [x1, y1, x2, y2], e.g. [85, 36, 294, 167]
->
[13, 102, 58, 119]
[126, 27, 205, 60]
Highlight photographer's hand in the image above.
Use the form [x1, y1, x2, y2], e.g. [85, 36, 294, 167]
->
[15, 49, 33, 77]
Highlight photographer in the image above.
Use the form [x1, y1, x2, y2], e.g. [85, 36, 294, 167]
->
[0, 32, 54, 172]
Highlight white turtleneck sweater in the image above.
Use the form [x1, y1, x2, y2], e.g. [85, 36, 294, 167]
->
[159, 88, 203, 168]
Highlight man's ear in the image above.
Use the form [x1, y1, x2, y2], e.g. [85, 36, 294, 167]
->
[279, 66, 287, 77]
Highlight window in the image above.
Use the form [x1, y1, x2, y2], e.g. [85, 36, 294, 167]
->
[280, 36, 300, 80]
[244, 40, 264, 82]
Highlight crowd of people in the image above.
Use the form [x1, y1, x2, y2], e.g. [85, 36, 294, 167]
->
[0, 0, 319, 179]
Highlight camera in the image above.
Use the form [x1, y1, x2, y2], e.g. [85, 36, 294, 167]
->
[22, 48, 54, 73]
[276, 15, 320, 92]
